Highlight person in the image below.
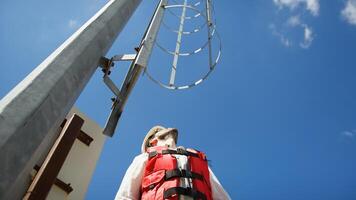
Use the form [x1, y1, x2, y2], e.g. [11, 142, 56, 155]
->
[115, 125, 231, 200]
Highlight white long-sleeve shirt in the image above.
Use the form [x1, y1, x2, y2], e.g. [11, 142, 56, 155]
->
[114, 152, 231, 200]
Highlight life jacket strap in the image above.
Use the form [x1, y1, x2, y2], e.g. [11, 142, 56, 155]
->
[165, 169, 204, 181]
[148, 149, 203, 159]
[163, 187, 207, 200]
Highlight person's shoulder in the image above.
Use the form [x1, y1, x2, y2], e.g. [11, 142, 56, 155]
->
[133, 152, 149, 162]
[186, 148, 208, 160]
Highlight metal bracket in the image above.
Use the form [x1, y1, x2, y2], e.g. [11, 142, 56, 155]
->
[103, 76, 123, 101]
[99, 53, 138, 136]
[102, 0, 167, 137]
[99, 57, 114, 75]
[112, 54, 136, 61]
[99, 54, 137, 101]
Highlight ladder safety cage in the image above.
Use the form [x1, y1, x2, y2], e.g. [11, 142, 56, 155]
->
[144, 0, 222, 90]
[99, 0, 221, 136]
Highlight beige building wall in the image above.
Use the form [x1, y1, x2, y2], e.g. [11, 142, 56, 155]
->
[44, 107, 106, 200]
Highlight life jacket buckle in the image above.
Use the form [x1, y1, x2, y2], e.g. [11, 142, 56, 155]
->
[148, 151, 158, 159]
[176, 147, 185, 155]
[149, 184, 155, 190]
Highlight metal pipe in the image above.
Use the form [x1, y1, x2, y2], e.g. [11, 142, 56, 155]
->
[169, 0, 188, 86]
[0, 0, 142, 199]
[206, 0, 213, 69]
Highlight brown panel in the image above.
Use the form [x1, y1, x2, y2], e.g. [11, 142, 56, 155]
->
[23, 114, 84, 200]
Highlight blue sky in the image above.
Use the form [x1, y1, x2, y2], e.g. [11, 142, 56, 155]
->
[1, 0, 356, 199]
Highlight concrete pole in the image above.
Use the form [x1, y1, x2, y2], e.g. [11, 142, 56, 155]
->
[0, 0, 142, 199]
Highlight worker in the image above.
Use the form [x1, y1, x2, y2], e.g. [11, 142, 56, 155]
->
[114, 125, 231, 200]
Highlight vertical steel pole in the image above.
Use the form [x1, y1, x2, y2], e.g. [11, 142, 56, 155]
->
[206, 0, 213, 69]
[0, 0, 142, 199]
[169, 0, 187, 86]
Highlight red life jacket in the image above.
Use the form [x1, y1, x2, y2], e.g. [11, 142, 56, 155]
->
[141, 146, 212, 200]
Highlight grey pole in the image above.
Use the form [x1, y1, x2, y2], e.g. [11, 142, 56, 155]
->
[0, 0, 142, 199]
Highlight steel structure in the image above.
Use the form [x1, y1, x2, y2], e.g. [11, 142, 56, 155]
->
[144, 0, 221, 90]
[101, 0, 168, 136]
[0, 0, 219, 199]
[100, 0, 220, 134]
[0, 0, 142, 199]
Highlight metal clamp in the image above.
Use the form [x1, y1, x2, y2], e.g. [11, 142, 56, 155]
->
[99, 54, 137, 101]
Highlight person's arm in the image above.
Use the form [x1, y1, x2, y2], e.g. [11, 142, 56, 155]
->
[114, 153, 148, 200]
[209, 167, 231, 200]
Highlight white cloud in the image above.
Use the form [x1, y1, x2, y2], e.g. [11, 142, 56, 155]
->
[68, 19, 79, 29]
[341, 0, 356, 25]
[271, 16, 314, 49]
[273, 0, 319, 16]
[306, 0, 320, 16]
[274, 0, 300, 10]
[300, 25, 314, 48]
[287, 15, 301, 26]
[280, 36, 292, 47]
[341, 130, 355, 138]
[269, 24, 292, 47]
[271, 1, 318, 49]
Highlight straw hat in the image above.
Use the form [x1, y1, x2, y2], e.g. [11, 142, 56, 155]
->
[141, 125, 178, 153]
